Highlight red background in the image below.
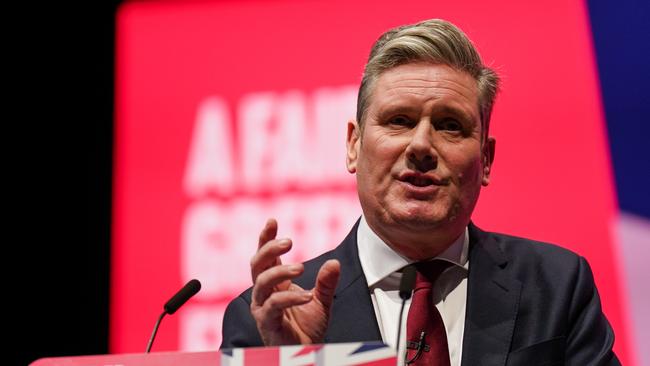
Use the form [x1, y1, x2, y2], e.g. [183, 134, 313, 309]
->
[113, 1, 632, 364]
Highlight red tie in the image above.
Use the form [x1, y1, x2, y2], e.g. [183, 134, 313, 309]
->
[405, 261, 452, 366]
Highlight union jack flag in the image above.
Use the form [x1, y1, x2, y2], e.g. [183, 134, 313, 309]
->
[221, 342, 396, 366]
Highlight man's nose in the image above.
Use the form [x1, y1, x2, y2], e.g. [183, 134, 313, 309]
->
[405, 121, 437, 172]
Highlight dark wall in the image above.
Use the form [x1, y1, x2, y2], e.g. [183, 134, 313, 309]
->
[13, 0, 649, 364]
[13, 2, 118, 365]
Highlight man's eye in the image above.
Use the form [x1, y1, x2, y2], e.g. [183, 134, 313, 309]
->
[436, 119, 462, 131]
[389, 116, 412, 126]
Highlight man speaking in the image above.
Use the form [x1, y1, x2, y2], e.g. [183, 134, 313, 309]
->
[220, 19, 620, 365]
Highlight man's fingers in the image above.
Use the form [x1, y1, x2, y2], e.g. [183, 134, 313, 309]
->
[252, 263, 305, 306]
[313, 259, 341, 309]
[251, 238, 292, 282]
[258, 218, 278, 248]
[255, 290, 313, 331]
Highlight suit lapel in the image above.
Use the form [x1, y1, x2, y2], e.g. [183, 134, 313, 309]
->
[461, 223, 521, 366]
[324, 220, 383, 343]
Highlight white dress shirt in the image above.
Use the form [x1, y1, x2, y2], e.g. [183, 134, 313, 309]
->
[356, 216, 469, 366]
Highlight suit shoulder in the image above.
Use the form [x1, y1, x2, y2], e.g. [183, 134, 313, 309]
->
[483, 229, 584, 270]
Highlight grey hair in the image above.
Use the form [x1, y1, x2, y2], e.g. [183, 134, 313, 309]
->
[356, 19, 500, 139]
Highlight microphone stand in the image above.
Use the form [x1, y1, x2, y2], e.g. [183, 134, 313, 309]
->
[396, 265, 416, 363]
[146, 312, 167, 353]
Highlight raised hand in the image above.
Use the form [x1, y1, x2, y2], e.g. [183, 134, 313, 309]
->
[250, 218, 341, 345]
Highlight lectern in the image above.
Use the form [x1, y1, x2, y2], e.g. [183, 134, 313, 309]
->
[30, 342, 397, 365]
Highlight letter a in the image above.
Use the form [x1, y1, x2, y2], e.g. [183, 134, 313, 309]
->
[183, 97, 234, 197]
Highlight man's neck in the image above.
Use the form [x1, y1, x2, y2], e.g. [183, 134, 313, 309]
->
[364, 215, 468, 261]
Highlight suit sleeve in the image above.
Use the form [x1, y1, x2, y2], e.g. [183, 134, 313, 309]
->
[220, 294, 264, 349]
[566, 256, 621, 366]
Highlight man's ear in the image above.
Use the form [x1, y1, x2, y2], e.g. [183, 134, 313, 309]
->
[481, 136, 496, 186]
[346, 119, 361, 173]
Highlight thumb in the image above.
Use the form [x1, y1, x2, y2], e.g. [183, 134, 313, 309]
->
[313, 259, 341, 310]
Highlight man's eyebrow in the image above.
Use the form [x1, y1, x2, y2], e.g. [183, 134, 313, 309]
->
[430, 104, 476, 123]
[377, 103, 477, 123]
[375, 103, 421, 116]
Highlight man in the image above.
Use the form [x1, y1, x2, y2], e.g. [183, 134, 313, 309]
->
[221, 19, 620, 365]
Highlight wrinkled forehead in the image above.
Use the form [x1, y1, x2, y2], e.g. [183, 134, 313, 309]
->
[366, 62, 480, 115]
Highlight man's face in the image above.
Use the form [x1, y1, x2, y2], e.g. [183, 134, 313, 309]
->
[346, 62, 495, 259]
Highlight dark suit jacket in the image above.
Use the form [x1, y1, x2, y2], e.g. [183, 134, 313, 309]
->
[221, 222, 620, 366]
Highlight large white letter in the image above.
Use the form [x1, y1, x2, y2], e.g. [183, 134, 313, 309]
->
[239, 92, 275, 192]
[181, 200, 257, 297]
[183, 97, 234, 197]
[310, 86, 358, 185]
[268, 90, 308, 190]
[239, 91, 308, 192]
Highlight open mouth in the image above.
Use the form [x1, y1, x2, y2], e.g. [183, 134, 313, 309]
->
[405, 176, 434, 187]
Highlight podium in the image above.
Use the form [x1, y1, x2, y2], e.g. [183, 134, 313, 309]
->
[30, 342, 397, 365]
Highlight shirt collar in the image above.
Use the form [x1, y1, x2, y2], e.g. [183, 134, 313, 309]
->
[357, 215, 469, 287]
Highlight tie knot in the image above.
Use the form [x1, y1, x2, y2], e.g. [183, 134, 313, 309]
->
[413, 260, 452, 288]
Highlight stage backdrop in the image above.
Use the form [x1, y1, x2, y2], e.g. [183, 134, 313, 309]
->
[112, 1, 634, 364]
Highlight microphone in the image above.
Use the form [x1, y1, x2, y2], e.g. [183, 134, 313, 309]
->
[399, 265, 417, 300]
[396, 265, 416, 356]
[164, 279, 201, 314]
[146, 279, 202, 353]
